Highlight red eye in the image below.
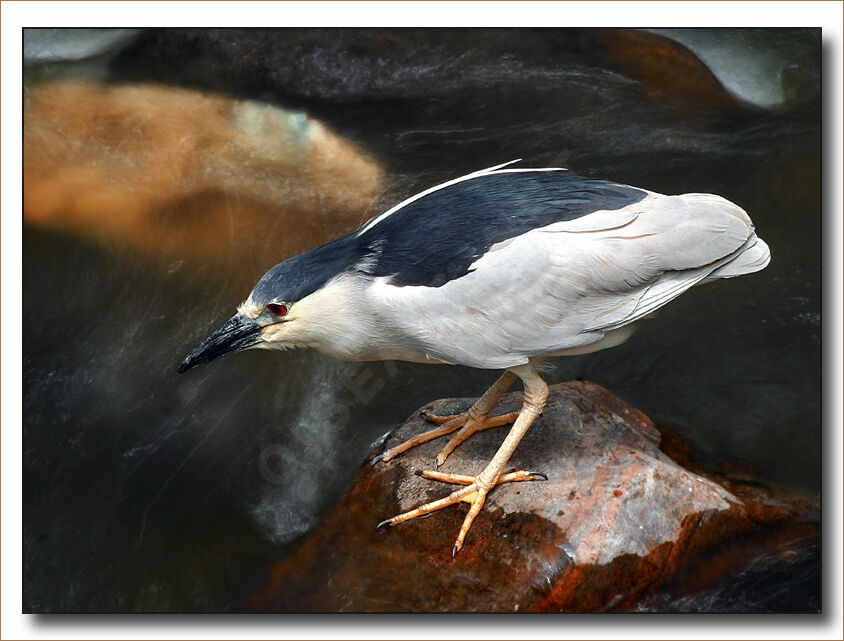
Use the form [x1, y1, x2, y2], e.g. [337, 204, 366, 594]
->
[268, 304, 287, 316]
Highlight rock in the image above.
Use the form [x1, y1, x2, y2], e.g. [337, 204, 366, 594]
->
[589, 29, 741, 109]
[105, 28, 779, 181]
[23, 80, 384, 292]
[252, 381, 817, 612]
[110, 28, 742, 109]
[647, 28, 821, 113]
[24, 28, 141, 65]
[110, 28, 596, 103]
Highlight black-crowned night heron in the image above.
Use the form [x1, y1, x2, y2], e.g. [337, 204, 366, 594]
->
[177, 160, 770, 557]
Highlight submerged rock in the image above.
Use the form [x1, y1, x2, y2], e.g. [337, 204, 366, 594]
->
[252, 381, 817, 612]
[23, 80, 384, 292]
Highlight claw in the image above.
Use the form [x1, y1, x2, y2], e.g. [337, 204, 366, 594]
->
[371, 452, 384, 465]
[528, 470, 548, 481]
[369, 368, 545, 556]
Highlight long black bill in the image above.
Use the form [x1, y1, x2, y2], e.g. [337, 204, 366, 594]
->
[177, 314, 261, 374]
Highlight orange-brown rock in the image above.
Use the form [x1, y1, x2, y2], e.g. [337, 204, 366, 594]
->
[24, 81, 384, 291]
[592, 29, 741, 109]
[252, 381, 817, 612]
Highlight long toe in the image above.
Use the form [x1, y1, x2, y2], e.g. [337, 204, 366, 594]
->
[377, 467, 546, 557]
[376, 482, 479, 528]
[376, 479, 488, 559]
[381, 372, 519, 464]
[421, 410, 469, 425]
[417, 469, 547, 486]
[378, 414, 467, 462]
[452, 488, 490, 557]
[435, 411, 519, 466]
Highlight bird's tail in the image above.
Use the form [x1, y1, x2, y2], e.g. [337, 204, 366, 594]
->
[703, 232, 771, 281]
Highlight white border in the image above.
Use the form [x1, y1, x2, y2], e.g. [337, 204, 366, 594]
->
[3, 2, 842, 639]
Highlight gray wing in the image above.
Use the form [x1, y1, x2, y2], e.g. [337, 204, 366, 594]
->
[368, 192, 770, 368]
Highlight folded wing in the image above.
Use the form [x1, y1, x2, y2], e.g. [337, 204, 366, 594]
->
[370, 191, 770, 368]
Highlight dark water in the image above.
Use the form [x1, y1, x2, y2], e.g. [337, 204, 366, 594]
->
[22, 28, 821, 612]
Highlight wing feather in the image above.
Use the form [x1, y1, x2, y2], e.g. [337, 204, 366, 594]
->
[368, 191, 766, 368]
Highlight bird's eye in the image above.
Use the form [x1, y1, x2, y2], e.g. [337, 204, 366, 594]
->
[268, 303, 288, 317]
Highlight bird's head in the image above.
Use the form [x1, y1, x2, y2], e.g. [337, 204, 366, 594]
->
[176, 297, 298, 376]
[176, 255, 330, 374]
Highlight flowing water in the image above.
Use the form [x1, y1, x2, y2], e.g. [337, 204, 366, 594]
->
[22, 28, 821, 612]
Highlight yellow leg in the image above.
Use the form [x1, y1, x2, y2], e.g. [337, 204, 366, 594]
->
[377, 362, 549, 557]
[378, 371, 518, 464]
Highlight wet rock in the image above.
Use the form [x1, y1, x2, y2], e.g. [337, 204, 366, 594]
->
[24, 28, 141, 65]
[252, 381, 817, 612]
[23, 80, 384, 292]
[648, 28, 821, 113]
[589, 29, 741, 109]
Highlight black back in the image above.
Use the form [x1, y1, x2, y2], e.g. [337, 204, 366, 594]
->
[250, 171, 647, 304]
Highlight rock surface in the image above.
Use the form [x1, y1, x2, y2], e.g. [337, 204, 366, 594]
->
[23, 80, 384, 292]
[252, 381, 817, 612]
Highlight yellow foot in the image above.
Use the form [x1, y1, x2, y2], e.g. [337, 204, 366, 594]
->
[418, 468, 548, 502]
[377, 409, 519, 466]
[377, 469, 546, 558]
